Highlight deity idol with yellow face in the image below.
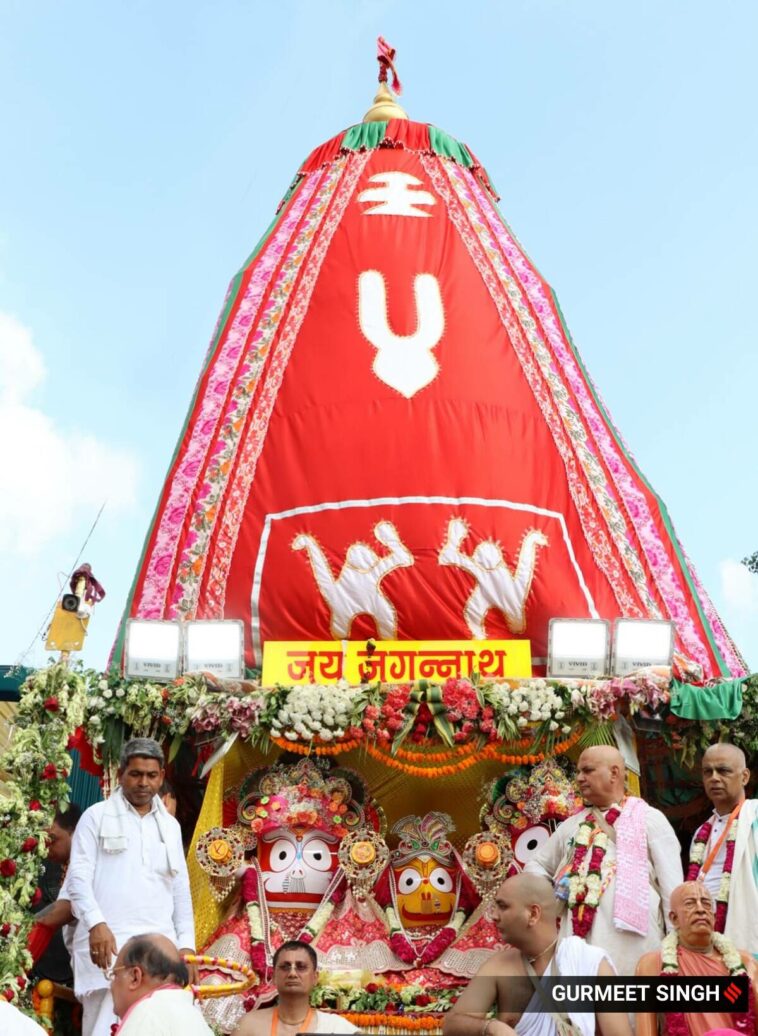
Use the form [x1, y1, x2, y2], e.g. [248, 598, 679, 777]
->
[391, 812, 460, 928]
[371, 811, 485, 971]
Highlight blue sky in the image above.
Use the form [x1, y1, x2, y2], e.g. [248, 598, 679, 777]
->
[1, 0, 756, 674]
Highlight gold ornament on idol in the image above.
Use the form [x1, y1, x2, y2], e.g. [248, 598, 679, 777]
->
[195, 826, 246, 901]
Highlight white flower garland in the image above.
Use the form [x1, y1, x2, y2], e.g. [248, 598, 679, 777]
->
[567, 827, 609, 910]
[269, 683, 364, 742]
[661, 930, 745, 975]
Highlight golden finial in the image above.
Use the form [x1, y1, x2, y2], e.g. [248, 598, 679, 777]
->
[363, 37, 408, 123]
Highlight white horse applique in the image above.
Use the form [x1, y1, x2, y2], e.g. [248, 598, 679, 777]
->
[292, 521, 413, 639]
[439, 517, 548, 637]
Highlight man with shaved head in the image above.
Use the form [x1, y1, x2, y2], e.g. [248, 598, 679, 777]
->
[687, 742, 757, 955]
[109, 933, 212, 1034]
[444, 873, 632, 1036]
[635, 881, 758, 1036]
[524, 745, 682, 975]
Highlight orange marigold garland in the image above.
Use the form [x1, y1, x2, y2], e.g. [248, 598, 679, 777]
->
[361, 727, 583, 777]
[270, 736, 363, 756]
[339, 1012, 443, 1030]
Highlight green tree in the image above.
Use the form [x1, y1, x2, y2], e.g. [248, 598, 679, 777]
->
[743, 552, 758, 574]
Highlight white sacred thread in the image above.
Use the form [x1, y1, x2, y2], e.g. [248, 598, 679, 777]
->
[358, 270, 445, 398]
[439, 517, 549, 637]
[358, 171, 435, 217]
[292, 521, 413, 640]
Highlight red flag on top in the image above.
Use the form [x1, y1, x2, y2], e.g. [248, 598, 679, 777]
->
[115, 49, 745, 679]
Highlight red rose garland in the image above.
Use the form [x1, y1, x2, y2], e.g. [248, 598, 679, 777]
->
[566, 807, 621, 938]
[686, 812, 739, 933]
[387, 913, 463, 967]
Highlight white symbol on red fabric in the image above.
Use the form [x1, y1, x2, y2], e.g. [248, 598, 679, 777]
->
[292, 521, 413, 639]
[358, 270, 444, 398]
[439, 518, 549, 637]
[358, 171, 435, 217]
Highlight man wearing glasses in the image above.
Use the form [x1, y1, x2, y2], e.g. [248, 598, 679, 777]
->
[108, 933, 212, 1034]
[232, 941, 357, 1036]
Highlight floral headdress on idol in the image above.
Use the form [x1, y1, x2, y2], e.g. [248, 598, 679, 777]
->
[197, 757, 384, 902]
[482, 757, 581, 835]
[236, 756, 370, 840]
[390, 811, 457, 867]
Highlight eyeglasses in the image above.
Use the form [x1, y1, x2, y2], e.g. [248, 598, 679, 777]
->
[104, 964, 130, 982]
[275, 961, 312, 973]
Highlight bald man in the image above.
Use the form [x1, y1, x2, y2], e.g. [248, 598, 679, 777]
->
[687, 743, 758, 955]
[109, 933, 211, 1035]
[525, 746, 682, 975]
[443, 873, 632, 1036]
[636, 882, 758, 1036]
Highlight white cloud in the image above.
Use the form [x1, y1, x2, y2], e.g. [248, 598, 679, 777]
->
[0, 312, 139, 555]
[0, 312, 45, 401]
[719, 558, 758, 614]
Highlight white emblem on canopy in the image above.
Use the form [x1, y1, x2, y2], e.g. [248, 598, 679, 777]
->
[439, 517, 549, 637]
[358, 171, 435, 217]
[358, 270, 445, 398]
[292, 521, 413, 639]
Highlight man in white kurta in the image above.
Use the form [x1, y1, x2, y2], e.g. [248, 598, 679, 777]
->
[524, 745, 683, 976]
[689, 742, 758, 955]
[67, 738, 195, 1036]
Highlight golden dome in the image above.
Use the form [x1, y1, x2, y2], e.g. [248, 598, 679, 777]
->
[363, 80, 408, 123]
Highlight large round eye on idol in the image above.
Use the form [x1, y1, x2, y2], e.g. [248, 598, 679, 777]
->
[429, 867, 454, 892]
[513, 825, 550, 865]
[397, 868, 423, 894]
[269, 838, 297, 872]
[302, 837, 334, 872]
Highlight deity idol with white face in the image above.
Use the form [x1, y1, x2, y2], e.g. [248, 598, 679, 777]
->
[195, 757, 382, 1033]
[481, 757, 583, 874]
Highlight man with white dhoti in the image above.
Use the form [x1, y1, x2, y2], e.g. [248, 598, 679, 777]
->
[443, 873, 631, 1036]
[524, 746, 683, 976]
[687, 743, 758, 957]
[67, 738, 196, 1036]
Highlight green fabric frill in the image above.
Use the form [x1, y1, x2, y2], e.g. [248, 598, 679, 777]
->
[669, 678, 746, 720]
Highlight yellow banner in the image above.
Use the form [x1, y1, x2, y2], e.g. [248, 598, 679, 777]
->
[262, 640, 532, 686]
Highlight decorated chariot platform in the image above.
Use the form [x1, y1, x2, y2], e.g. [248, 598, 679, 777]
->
[1, 40, 753, 1036]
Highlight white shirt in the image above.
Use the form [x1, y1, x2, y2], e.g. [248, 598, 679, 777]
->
[67, 790, 195, 996]
[691, 810, 730, 897]
[57, 868, 77, 956]
[0, 1001, 49, 1035]
[118, 988, 213, 1035]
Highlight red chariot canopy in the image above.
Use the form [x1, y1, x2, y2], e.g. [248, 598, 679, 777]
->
[115, 111, 745, 679]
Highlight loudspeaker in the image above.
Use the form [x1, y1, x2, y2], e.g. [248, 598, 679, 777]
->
[61, 594, 80, 613]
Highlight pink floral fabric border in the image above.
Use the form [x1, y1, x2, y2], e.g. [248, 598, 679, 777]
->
[205, 152, 372, 614]
[420, 153, 642, 620]
[136, 173, 324, 618]
[445, 161, 726, 672]
[458, 167, 733, 672]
